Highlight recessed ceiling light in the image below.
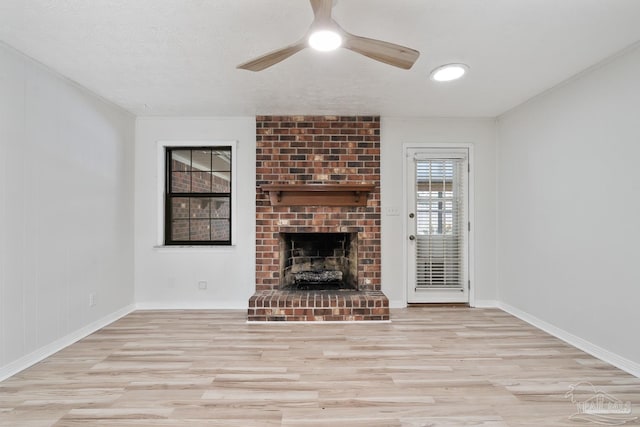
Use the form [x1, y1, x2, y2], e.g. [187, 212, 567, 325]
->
[308, 30, 342, 51]
[430, 63, 469, 82]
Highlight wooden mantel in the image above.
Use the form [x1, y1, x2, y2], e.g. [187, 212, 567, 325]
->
[260, 183, 375, 207]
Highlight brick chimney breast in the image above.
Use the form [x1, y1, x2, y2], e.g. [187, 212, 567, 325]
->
[250, 115, 388, 322]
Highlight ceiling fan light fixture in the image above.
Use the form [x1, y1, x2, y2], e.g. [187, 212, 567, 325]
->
[430, 63, 469, 82]
[237, 0, 420, 71]
[308, 30, 342, 51]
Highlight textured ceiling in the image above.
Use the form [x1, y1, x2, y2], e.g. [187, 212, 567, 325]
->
[1, 0, 640, 117]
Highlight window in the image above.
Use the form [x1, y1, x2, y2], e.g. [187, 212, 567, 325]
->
[416, 160, 455, 236]
[164, 146, 232, 245]
[414, 157, 466, 289]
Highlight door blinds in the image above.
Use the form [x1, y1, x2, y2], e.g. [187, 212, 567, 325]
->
[414, 157, 466, 290]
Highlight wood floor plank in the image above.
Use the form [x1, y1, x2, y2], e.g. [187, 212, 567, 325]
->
[1, 307, 639, 426]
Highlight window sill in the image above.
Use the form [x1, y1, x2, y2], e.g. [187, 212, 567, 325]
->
[153, 245, 236, 253]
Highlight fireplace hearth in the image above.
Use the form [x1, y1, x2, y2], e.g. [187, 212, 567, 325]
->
[248, 115, 389, 322]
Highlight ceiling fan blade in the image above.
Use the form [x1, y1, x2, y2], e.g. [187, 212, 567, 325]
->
[237, 41, 307, 72]
[343, 33, 420, 70]
[309, 0, 333, 23]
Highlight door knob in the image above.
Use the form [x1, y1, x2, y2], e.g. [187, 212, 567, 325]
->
[409, 235, 415, 241]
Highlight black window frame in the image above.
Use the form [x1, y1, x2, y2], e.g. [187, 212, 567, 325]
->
[164, 146, 232, 246]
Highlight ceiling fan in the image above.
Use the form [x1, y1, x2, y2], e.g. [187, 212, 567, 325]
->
[237, 0, 420, 72]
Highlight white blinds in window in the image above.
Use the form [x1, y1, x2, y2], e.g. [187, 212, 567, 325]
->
[414, 157, 466, 289]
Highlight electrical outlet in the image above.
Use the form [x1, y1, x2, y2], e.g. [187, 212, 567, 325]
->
[198, 281, 208, 290]
[89, 293, 96, 307]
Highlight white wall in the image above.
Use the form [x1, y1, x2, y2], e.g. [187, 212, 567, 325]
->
[380, 118, 498, 307]
[134, 117, 256, 308]
[497, 45, 640, 371]
[0, 43, 135, 378]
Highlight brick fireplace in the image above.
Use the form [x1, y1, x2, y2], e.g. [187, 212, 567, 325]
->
[248, 115, 389, 321]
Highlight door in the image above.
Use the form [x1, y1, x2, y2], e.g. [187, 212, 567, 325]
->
[407, 148, 469, 303]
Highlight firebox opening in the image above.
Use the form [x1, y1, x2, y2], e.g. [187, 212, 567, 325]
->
[279, 232, 358, 290]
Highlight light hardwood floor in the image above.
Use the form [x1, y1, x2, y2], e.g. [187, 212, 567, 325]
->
[1, 307, 639, 426]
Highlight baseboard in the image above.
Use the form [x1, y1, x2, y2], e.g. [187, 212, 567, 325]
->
[135, 301, 248, 310]
[0, 304, 135, 382]
[498, 302, 640, 378]
[472, 299, 499, 308]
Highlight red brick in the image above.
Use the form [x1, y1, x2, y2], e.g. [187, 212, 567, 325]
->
[253, 116, 385, 321]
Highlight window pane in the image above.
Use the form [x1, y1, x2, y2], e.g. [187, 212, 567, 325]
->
[192, 150, 212, 171]
[190, 198, 211, 219]
[211, 197, 230, 218]
[172, 197, 189, 219]
[212, 150, 231, 171]
[171, 150, 191, 172]
[172, 220, 189, 241]
[211, 172, 231, 193]
[190, 220, 210, 241]
[191, 172, 212, 193]
[210, 219, 230, 241]
[172, 172, 190, 192]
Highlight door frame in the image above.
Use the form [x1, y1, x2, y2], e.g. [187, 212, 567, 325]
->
[402, 142, 476, 306]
